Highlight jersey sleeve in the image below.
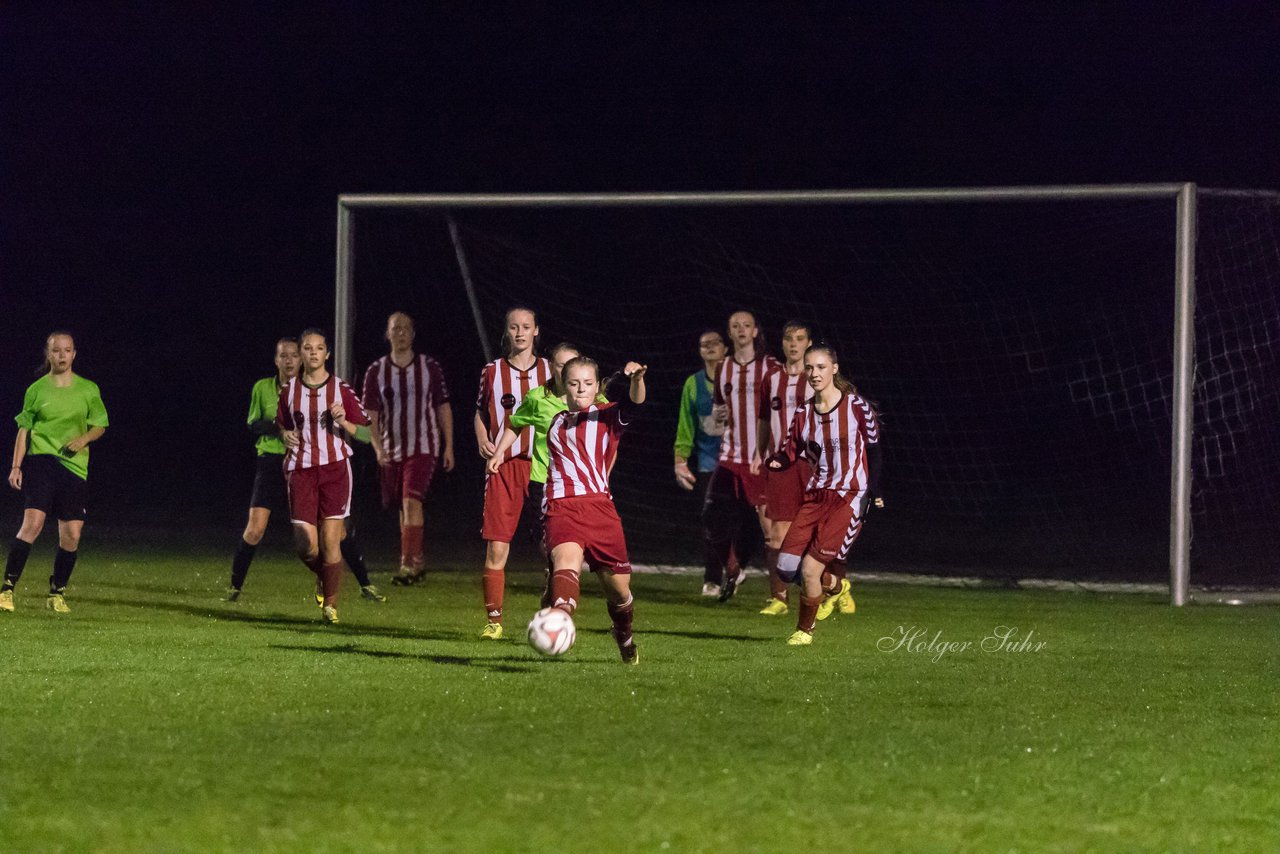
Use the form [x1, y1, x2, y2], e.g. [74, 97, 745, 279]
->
[674, 374, 698, 460]
[340, 381, 370, 426]
[427, 358, 450, 409]
[85, 381, 108, 428]
[276, 385, 294, 431]
[14, 384, 39, 431]
[855, 395, 881, 445]
[361, 362, 383, 413]
[475, 365, 492, 413]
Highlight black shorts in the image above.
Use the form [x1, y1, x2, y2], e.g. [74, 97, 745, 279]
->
[249, 454, 288, 511]
[22, 454, 88, 522]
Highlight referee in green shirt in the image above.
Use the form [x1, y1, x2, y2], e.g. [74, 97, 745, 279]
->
[3, 332, 108, 614]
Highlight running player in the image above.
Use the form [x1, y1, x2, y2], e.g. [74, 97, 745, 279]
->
[361, 312, 454, 586]
[227, 338, 384, 602]
[277, 328, 370, 624]
[474, 307, 551, 639]
[674, 329, 729, 597]
[2, 332, 108, 614]
[706, 310, 779, 602]
[766, 343, 882, 645]
[538, 356, 647, 664]
[753, 320, 814, 615]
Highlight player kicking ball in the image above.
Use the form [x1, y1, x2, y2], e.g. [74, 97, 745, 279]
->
[766, 344, 882, 645]
[493, 357, 646, 664]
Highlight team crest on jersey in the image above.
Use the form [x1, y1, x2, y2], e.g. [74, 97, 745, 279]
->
[770, 396, 782, 411]
[723, 383, 733, 396]
[806, 440, 823, 460]
[293, 411, 306, 428]
[500, 393, 517, 410]
[383, 386, 395, 403]
[319, 410, 334, 430]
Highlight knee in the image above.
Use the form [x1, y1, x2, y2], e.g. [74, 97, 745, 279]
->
[777, 552, 801, 584]
[242, 526, 266, 546]
[59, 531, 81, 551]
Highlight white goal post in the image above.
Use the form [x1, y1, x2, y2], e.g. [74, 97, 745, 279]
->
[333, 183, 1198, 606]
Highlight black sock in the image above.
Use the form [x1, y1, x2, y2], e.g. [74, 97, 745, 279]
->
[50, 547, 77, 593]
[5, 538, 33, 588]
[341, 537, 371, 587]
[230, 539, 256, 590]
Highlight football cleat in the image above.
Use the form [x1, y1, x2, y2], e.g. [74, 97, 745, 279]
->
[816, 594, 837, 622]
[480, 622, 504, 640]
[359, 585, 386, 602]
[224, 587, 241, 602]
[46, 593, 70, 614]
[0, 589, 14, 612]
[835, 579, 856, 615]
[620, 642, 639, 665]
[786, 629, 813, 646]
[717, 572, 742, 603]
[314, 578, 324, 607]
[758, 598, 789, 616]
[321, 605, 340, 624]
[700, 582, 721, 598]
[390, 566, 420, 586]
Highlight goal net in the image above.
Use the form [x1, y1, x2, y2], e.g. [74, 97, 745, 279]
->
[336, 188, 1280, 594]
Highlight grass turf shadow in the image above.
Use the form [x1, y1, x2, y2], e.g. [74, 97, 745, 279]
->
[269, 642, 542, 673]
[78, 594, 464, 642]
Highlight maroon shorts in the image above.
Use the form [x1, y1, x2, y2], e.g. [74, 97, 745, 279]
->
[779, 489, 865, 565]
[765, 459, 811, 522]
[481, 457, 533, 543]
[380, 453, 437, 509]
[717, 461, 767, 508]
[286, 459, 353, 525]
[544, 494, 632, 574]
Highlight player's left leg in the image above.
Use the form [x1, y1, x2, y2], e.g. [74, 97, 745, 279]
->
[598, 571, 638, 665]
[547, 543, 583, 616]
[787, 553, 828, 645]
[318, 518, 346, 621]
[45, 519, 83, 613]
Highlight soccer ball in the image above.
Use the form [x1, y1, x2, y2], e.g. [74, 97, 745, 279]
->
[527, 607, 576, 656]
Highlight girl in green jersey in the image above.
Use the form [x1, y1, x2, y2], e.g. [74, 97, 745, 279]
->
[2, 332, 108, 614]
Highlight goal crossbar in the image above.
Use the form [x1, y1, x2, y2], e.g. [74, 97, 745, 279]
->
[334, 183, 1198, 605]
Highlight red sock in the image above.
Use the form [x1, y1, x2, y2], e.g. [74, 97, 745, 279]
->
[322, 562, 343, 606]
[819, 570, 841, 597]
[606, 595, 635, 650]
[304, 555, 323, 576]
[539, 559, 554, 610]
[401, 525, 424, 571]
[482, 568, 504, 623]
[550, 569, 580, 615]
[766, 546, 787, 602]
[797, 594, 823, 634]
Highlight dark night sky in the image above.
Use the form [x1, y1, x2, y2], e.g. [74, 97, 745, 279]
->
[2, 3, 1279, 535]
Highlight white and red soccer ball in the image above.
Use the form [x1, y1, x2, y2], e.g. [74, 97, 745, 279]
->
[527, 607, 576, 656]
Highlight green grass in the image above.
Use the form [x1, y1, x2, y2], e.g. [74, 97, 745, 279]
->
[0, 544, 1277, 853]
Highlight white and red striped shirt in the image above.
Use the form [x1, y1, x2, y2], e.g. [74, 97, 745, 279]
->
[362, 354, 450, 462]
[714, 354, 781, 465]
[476, 357, 551, 462]
[277, 375, 369, 472]
[782, 392, 880, 496]
[545, 401, 636, 501]
[763, 367, 811, 456]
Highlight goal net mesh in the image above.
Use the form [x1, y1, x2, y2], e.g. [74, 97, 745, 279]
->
[346, 192, 1280, 586]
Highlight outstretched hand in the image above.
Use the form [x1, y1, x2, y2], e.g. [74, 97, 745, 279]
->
[624, 362, 647, 379]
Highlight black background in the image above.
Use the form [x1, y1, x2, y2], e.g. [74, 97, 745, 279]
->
[3, 4, 1278, 574]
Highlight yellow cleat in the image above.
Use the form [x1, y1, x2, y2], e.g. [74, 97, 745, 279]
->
[0, 589, 14, 612]
[480, 622, 504, 640]
[786, 629, 813, 646]
[46, 593, 70, 614]
[321, 605, 340, 624]
[758, 598, 789, 616]
[816, 594, 837, 621]
[835, 578, 856, 615]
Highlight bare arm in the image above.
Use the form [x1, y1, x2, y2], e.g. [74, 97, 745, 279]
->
[485, 427, 520, 474]
[437, 402, 455, 471]
[64, 425, 106, 455]
[474, 411, 496, 459]
[8, 428, 28, 490]
[368, 411, 386, 464]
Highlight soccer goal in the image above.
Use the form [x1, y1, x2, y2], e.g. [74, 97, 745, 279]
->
[333, 185, 1280, 605]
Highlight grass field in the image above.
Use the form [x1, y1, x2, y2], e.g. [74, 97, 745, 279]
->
[1, 541, 1277, 853]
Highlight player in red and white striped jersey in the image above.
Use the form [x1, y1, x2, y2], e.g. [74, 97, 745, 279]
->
[767, 343, 882, 645]
[277, 328, 370, 624]
[705, 310, 781, 603]
[473, 307, 551, 639]
[540, 356, 647, 664]
[752, 320, 814, 615]
[362, 312, 454, 585]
